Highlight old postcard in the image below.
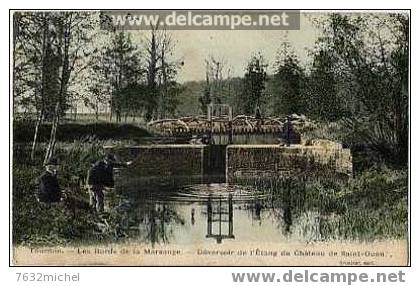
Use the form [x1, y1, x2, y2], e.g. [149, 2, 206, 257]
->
[10, 9, 410, 266]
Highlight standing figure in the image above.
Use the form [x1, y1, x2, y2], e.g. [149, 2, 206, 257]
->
[87, 154, 131, 212]
[36, 157, 62, 204]
[284, 116, 292, 146]
[278, 115, 301, 146]
[255, 106, 263, 130]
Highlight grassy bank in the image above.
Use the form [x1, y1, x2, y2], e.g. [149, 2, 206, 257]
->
[13, 121, 152, 143]
[241, 167, 408, 241]
[12, 140, 125, 246]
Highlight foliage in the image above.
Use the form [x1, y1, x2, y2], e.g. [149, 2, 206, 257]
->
[240, 53, 268, 115]
[12, 141, 117, 246]
[14, 11, 96, 118]
[14, 121, 151, 143]
[314, 14, 409, 166]
[303, 49, 346, 121]
[271, 41, 305, 115]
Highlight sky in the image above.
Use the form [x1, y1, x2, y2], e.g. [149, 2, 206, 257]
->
[129, 14, 320, 83]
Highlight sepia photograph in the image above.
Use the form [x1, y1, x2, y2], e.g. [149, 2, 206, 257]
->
[10, 9, 410, 266]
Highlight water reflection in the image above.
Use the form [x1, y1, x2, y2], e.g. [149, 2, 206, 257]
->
[205, 194, 234, 244]
[109, 181, 299, 246]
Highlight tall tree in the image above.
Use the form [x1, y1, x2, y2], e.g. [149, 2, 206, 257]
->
[44, 12, 96, 164]
[199, 69, 212, 114]
[304, 49, 344, 121]
[14, 12, 55, 159]
[144, 25, 160, 121]
[199, 56, 230, 113]
[272, 41, 305, 116]
[240, 53, 268, 115]
[144, 25, 182, 120]
[316, 13, 409, 166]
[156, 30, 183, 119]
[90, 30, 142, 122]
[13, 12, 94, 161]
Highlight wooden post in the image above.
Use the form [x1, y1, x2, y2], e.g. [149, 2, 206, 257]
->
[207, 104, 213, 144]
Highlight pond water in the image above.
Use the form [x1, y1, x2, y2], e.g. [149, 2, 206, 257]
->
[108, 179, 324, 246]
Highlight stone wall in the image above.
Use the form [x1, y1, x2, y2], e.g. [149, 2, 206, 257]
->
[105, 145, 206, 178]
[226, 144, 352, 183]
[105, 142, 352, 186]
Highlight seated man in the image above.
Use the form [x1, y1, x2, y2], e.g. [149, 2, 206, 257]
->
[36, 157, 61, 204]
[87, 154, 131, 212]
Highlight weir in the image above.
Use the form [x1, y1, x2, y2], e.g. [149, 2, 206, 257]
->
[105, 141, 352, 185]
[108, 105, 352, 185]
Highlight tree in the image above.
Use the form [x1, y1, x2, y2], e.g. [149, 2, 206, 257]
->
[199, 71, 212, 114]
[86, 51, 111, 121]
[144, 25, 182, 120]
[304, 49, 345, 121]
[83, 21, 144, 123]
[272, 41, 305, 116]
[102, 31, 143, 122]
[156, 30, 183, 119]
[14, 12, 57, 159]
[144, 25, 160, 121]
[240, 53, 268, 115]
[43, 12, 97, 164]
[13, 12, 95, 161]
[316, 13, 409, 166]
[199, 56, 230, 113]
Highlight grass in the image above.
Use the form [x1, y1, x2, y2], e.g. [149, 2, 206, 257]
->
[240, 166, 408, 242]
[12, 139, 127, 246]
[13, 120, 152, 143]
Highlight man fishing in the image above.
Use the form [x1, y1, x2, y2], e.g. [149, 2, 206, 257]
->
[87, 154, 132, 212]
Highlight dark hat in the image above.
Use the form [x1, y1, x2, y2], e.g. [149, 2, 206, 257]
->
[44, 157, 59, 166]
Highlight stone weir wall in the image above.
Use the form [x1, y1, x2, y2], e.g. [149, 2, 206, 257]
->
[105, 145, 206, 178]
[226, 143, 352, 183]
[105, 141, 352, 185]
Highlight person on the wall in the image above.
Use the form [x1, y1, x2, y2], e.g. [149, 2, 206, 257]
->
[278, 115, 301, 146]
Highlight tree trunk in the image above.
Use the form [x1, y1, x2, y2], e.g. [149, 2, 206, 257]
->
[32, 15, 49, 161]
[95, 99, 99, 121]
[44, 14, 71, 164]
[31, 109, 43, 160]
[44, 102, 59, 164]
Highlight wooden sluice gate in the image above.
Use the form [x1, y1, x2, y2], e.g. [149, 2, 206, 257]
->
[147, 104, 316, 142]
